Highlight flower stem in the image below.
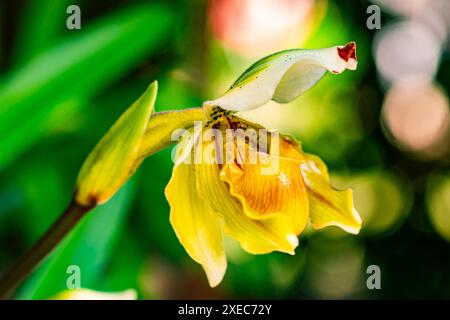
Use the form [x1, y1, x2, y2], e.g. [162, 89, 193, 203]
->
[0, 200, 94, 299]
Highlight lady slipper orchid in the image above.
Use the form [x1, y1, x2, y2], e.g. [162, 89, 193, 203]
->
[75, 42, 361, 288]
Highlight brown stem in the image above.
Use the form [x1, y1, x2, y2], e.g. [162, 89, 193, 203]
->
[0, 200, 94, 299]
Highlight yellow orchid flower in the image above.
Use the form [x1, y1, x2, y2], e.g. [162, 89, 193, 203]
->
[74, 42, 361, 288]
[165, 42, 361, 287]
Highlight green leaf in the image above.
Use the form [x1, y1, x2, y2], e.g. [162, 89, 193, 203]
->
[0, 3, 177, 170]
[16, 180, 136, 300]
[97, 233, 143, 294]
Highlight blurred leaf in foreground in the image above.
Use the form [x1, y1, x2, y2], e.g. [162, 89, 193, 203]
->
[0, 3, 177, 170]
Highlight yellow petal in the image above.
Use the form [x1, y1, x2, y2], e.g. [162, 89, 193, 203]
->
[195, 142, 298, 255]
[220, 138, 309, 235]
[75, 82, 157, 206]
[165, 161, 226, 287]
[300, 153, 362, 234]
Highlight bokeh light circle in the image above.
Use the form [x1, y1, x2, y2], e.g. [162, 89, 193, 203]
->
[381, 79, 449, 157]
